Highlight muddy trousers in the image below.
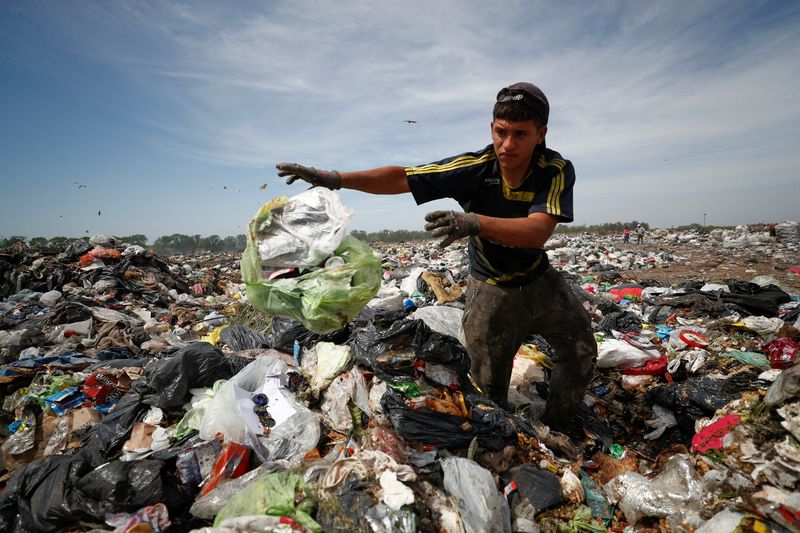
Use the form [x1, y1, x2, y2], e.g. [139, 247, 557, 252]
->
[461, 266, 597, 431]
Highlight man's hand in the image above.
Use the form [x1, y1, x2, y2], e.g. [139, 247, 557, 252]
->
[276, 163, 341, 190]
[424, 210, 481, 248]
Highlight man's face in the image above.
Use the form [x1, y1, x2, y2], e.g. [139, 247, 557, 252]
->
[491, 118, 547, 170]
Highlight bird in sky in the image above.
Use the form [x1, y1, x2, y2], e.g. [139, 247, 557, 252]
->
[403, 120, 417, 124]
[73, 182, 87, 189]
[97, 210, 101, 216]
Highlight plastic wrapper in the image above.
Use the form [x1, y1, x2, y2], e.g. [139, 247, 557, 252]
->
[190, 461, 292, 520]
[43, 415, 72, 456]
[2, 416, 37, 455]
[441, 456, 511, 533]
[762, 338, 799, 369]
[365, 503, 417, 533]
[105, 502, 170, 533]
[319, 373, 354, 433]
[311, 342, 353, 395]
[603, 455, 703, 527]
[579, 470, 612, 521]
[213, 472, 321, 532]
[199, 442, 251, 496]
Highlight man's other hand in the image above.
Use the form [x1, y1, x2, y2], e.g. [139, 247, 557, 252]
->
[424, 210, 481, 248]
[276, 163, 342, 190]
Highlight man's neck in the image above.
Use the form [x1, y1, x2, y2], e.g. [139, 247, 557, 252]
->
[499, 157, 533, 188]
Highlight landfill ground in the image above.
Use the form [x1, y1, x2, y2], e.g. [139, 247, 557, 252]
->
[1, 223, 799, 532]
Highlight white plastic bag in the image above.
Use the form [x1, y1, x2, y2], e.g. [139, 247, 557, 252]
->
[199, 355, 319, 460]
[311, 342, 353, 396]
[441, 456, 511, 533]
[596, 339, 658, 369]
[411, 305, 466, 346]
[252, 188, 352, 268]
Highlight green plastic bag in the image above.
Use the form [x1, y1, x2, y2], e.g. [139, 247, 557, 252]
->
[241, 200, 381, 334]
[213, 472, 322, 532]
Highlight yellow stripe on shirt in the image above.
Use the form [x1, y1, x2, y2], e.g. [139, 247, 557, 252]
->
[405, 152, 496, 176]
[541, 159, 566, 216]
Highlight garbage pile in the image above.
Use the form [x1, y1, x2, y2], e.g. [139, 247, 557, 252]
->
[1, 219, 800, 531]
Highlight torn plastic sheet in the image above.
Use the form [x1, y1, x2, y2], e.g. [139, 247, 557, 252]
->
[247, 188, 352, 268]
[604, 455, 703, 527]
[441, 456, 511, 533]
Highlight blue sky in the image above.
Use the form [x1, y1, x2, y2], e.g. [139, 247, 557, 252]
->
[2, 0, 799, 240]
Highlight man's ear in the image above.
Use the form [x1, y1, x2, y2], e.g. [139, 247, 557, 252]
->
[537, 125, 548, 145]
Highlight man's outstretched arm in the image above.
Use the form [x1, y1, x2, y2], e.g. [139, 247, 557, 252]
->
[340, 166, 410, 194]
[277, 163, 409, 194]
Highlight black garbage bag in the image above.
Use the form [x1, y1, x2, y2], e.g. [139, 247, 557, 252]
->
[219, 324, 270, 351]
[721, 281, 792, 317]
[317, 475, 378, 533]
[269, 317, 350, 354]
[381, 388, 529, 451]
[94, 346, 135, 360]
[501, 464, 564, 518]
[84, 383, 149, 457]
[0, 446, 104, 532]
[71, 458, 192, 522]
[596, 311, 641, 335]
[350, 319, 471, 386]
[0, 452, 192, 532]
[141, 342, 241, 409]
[62, 239, 93, 259]
[645, 376, 738, 433]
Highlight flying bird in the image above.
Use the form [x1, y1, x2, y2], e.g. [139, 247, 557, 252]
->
[259, 183, 268, 190]
[404, 120, 417, 124]
[73, 182, 87, 189]
[98, 210, 101, 216]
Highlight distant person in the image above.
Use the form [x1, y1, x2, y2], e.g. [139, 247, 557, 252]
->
[636, 224, 645, 245]
[769, 223, 777, 238]
[277, 82, 596, 436]
[623, 227, 630, 245]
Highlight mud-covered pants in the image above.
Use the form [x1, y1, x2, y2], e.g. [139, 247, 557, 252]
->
[462, 265, 597, 430]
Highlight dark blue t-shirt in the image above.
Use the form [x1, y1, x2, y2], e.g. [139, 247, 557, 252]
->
[405, 144, 575, 286]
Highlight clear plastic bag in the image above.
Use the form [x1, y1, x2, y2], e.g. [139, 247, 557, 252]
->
[242, 235, 381, 334]
[441, 456, 511, 533]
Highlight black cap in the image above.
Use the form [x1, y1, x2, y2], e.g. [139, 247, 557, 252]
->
[496, 82, 549, 125]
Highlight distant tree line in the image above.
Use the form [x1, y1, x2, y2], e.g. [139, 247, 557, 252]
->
[0, 221, 742, 254]
[349, 229, 430, 243]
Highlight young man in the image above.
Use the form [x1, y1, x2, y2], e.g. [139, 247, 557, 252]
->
[277, 82, 596, 435]
[636, 224, 645, 245]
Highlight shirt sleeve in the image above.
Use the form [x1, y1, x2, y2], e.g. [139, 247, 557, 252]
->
[529, 159, 575, 222]
[404, 147, 493, 205]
